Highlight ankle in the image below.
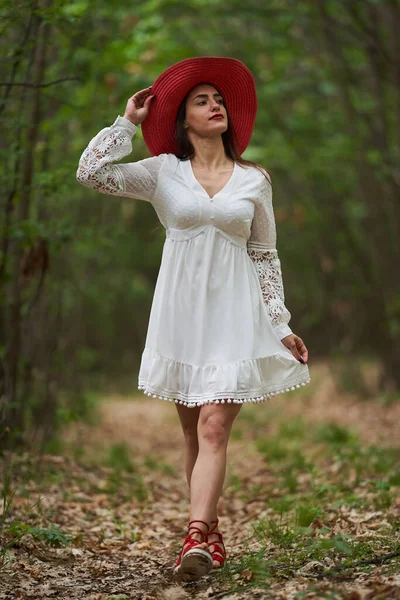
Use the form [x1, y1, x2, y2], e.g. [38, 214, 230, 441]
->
[208, 528, 220, 537]
[189, 531, 203, 543]
[187, 519, 209, 542]
[188, 519, 208, 530]
[208, 518, 220, 533]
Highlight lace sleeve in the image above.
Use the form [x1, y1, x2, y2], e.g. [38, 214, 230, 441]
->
[76, 115, 166, 202]
[247, 171, 293, 341]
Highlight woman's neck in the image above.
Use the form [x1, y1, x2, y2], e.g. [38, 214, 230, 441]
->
[188, 134, 232, 170]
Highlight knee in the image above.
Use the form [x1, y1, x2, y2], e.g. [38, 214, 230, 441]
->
[198, 414, 229, 450]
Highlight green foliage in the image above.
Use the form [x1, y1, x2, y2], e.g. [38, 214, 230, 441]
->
[255, 433, 314, 474]
[254, 517, 298, 549]
[278, 418, 307, 440]
[0, 467, 71, 567]
[143, 454, 175, 475]
[103, 443, 148, 502]
[223, 407, 400, 591]
[7, 523, 71, 548]
[1, 0, 400, 450]
[255, 437, 288, 462]
[294, 503, 322, 528]
[105, 443, 135, 473]
[312, 423, 357, 446]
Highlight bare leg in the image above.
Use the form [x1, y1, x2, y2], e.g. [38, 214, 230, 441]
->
[175, 404, 209, 552]
[190, 403, 241, 520]
[175, 404, 201, 489]
[175, 402, 242, 566]
[190, 403, 242, 566]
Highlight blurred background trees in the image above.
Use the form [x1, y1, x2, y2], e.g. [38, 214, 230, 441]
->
[1, 0, 399, 450]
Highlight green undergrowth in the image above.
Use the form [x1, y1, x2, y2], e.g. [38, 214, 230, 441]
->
[2, 392, 399, 594]
[0, 467, 72, 568]
[0, 439, 167, 567]
[216, 518, 400, 592]
[220, 417, 400, 592]
[102, 442, 176, 502]
[0, 436, 178, 528]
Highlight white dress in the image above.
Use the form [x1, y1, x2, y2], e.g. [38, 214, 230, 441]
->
[76, 115, 311, 407]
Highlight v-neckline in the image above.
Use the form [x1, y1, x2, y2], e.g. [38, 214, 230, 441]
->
[185, 159, 238, 200]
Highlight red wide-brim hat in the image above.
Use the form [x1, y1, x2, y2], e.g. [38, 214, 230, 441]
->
[141, 56, 257, 157]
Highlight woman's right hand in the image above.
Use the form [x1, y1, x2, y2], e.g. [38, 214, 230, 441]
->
[123, 87, 155, 126]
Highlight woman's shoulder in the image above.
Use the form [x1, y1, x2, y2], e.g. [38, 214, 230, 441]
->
[147, 152, 179, 163]
[138, 152, 179, 173]
[158, 152, 181, 169]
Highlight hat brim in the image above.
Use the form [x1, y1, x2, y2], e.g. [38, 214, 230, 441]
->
[141, 56, 257, 156]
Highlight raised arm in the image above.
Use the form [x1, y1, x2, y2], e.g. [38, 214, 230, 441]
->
[76, 87, 163, 202]
[76, 116, 167, 202]
[247, 171, 293, 341]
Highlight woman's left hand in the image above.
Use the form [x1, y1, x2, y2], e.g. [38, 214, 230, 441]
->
[281, 334, 308, 364]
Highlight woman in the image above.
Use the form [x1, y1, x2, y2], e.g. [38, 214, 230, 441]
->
[76, 57, 310, 582]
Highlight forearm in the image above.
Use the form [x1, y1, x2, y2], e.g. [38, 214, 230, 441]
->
[76, 116, 138, 195]
[248, 247, 293, 341]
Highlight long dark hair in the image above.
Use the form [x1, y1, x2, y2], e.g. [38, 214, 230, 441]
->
[174, 83, 271, 186]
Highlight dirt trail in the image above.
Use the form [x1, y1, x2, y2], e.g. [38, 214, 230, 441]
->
[3, 360, 400, 600]
[65, 361, 400, 594]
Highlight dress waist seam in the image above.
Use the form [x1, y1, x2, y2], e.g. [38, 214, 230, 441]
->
[166, 225, 248, 249]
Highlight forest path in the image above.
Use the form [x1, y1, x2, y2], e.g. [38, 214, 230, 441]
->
[2, 361, 400, 599]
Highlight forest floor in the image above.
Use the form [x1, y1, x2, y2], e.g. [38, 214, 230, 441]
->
[1, 360, 400, 600]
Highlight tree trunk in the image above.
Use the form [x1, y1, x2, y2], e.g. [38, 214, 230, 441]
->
[5, 3, 49, 444]
[315, 0, 400, 391]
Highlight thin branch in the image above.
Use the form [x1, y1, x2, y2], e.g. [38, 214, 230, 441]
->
[0, 0, 37, 117]
[0, 77, 82, 89]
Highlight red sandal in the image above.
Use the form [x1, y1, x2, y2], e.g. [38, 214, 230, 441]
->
[173, 520, 213, 582]
[207, 518, 226, 568]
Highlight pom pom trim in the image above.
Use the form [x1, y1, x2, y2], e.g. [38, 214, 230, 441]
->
[137, 378, 311, 407]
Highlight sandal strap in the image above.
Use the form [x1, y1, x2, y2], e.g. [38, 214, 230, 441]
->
[210, 540, 225, 553]
[187, 519, 209, 543]
[211, 551, 225, 566]
[175, 520, 210, 568]
[207, 526, 226, 567]
[208, 518, 219, 534]
[183, 534, 206, 549]
[208, 531, 224, 544]
[208, 538, 225, 555]
[188, 519, 209, 532]
[187, 526, 206, 538]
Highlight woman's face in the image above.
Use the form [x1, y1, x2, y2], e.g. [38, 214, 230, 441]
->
[184, 83, 228, 138]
